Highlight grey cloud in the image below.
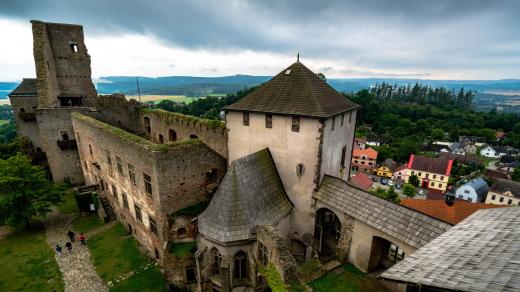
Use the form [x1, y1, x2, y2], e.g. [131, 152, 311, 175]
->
[1, 0, 520, 78]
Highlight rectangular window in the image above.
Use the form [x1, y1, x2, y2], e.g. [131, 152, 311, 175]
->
[243, 112, 249, 126]
[116, 156, 123, 174]
[441, 176, 444, 180]
[149, 216, 158, 236]
[112, 185, 117, 198]
[258, 242, 269, 266]
[265, 114, 272, 128]
[499, 197, 504, 203]
[135, 205, 142, 222]
[491, 194, 496, 200]
[508, 199, 512, 205]
[122, 193, 129, 209]
[349, 112, 352, 123]
[144, 173, 153, 196]
[439, 183, 443, 188]
[341, 114, 344, 126]
[106, 150, 112, 166]
[430, 181, 434, 186]
[291, 116, 300, 132]
[340, 146, 346, 168]
[186, 266, 196, 283]
[332, 117, 336, 131]
[433, 174, 437, 179]
[128, 164, 136, 185]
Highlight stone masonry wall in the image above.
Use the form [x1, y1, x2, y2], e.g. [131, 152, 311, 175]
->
[94, 94, 144, 134]
[9, 95, 42, 150]
[256, 225, 298, 285]
[36, 107, 89, 184]
[140, 109, 228, 159]
[71, 113, 226, 259]
[32, 21, 97, 108]
[336, 213, 355, 261]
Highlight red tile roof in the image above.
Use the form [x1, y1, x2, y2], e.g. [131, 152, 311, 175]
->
[350, 173, 373, 190]
[407, 154, 453, 176]
[352, 147, 378, 160]
[401, 198, 505, 225]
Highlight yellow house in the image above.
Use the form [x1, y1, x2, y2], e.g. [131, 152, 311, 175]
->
[375, 158, 396, 178]
[403, 154, 453, 192]
[484, 179, 520, 206]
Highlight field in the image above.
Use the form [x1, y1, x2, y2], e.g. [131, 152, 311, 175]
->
[125, 94, 225, 104]
[0, 119, 9, 125]
[0, 99, 10, 105]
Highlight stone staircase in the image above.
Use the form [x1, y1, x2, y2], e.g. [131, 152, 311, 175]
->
[98, 195, 117, 222]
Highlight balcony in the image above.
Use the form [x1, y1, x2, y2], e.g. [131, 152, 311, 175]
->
[57, 139, 77, 150]
[18, 112, 36, 121]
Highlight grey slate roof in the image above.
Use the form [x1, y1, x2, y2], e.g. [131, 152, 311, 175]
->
[381, 207, 520, 292]
[224, 62, 360, 118]
[9, 78, 38, 97]
[314, 176, 452, 248]
[490, 179, 520, 198]
[198, 148, 293, 243]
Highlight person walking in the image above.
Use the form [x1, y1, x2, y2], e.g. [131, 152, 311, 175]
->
[67, 230, 76, 242]
[79, 233, 86, 245]
[55, 244, 62, 256]
[65, 241, 73, 254]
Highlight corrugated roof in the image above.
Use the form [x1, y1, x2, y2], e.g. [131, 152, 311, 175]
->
[381, 207, 520, 292]
[314, 176, 452, 248]
[458, 178, 489, 197]
[224, 62, 360, 118]
[400, 198, 504, 225]
[198, 148, 293, 243]
[9, 78, 38, 97]
[490, 179, 520, 198]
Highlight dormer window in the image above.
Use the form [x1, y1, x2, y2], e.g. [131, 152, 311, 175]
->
[70, 43, 78, 53]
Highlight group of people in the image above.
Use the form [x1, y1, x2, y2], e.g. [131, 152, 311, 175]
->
[55, 230, 86, 256]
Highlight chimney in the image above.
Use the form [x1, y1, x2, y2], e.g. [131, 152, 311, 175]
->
[444, 187, 455, 206]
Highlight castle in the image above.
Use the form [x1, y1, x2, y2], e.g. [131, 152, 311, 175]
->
[10, 21, 453, 291]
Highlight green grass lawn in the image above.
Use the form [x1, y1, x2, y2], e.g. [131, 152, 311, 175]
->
[88, 223, 166, 291]
[168, 241, 196, 258]
[57, 191, 79, 214]
[309, 264, 389, 292]
[0, 119, 9, 126]
[0, 221, 64, 291]
[71, 214, 104, 233]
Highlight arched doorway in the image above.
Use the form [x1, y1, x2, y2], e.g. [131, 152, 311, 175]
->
[368, 236, 405, 272]
[158, 134, 164, 144]
[315, 208, 341, 261]
[168, 129, 177, 142]
[190, 134, 198, 139]
[144, 117, 151, 134]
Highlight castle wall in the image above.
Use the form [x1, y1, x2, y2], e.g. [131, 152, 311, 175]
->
[9, 95, 42, 150]
[36, 108, 88, 184]
[72, 113, 226, 259]
[320, 110, 358, 182]
[32, 20, 97, 108]
[95, 94, 144, 133]
[226, 111, 321, 237]
[139, 109, 228, 159]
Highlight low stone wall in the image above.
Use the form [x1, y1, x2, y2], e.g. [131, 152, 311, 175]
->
[256, 225, 298, 285]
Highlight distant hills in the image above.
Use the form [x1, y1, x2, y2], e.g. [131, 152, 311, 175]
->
[2, 76, 520, 104]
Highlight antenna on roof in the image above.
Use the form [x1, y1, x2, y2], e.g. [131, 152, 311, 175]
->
[297, 52, 300, 62]
[136, 76, 141, 103]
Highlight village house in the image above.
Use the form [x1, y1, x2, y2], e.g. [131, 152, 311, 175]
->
[353, 137, 366, 150]
[392, 164, 408, 182]
[375, 158, 396, 178]
[400, 154, 453, 192]
[480, 144, 508, 158]
[454, 178, 489, 203]
[484, 179, 520, 206]
[351, 147, 378, 173]
[365, 133, 382, 146]
[350, 172, 373, 190]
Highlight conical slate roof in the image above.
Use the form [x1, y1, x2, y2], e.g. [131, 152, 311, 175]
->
[198, 149, 293, 243]
[224, 61, 360, 118]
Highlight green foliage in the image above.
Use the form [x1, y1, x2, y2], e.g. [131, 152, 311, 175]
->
[0, 221, 64, 291]
[71, 214, 104, 233]
[431, 128, 445, 140]
[372, 187, 400, 203]
[57, 190, 79, 214]
[259, 263, 287, 292]
[512, 167, 520, 182]
[168, 241, 196, 258]
[152, 87, 257, 119]
[0, 153, 66, 229]
[0, 137, 31, 160]
[309, 264, 388, 292]
[408, 175, 420, 187]
[298, 259, 321, 282]
[402, 184, 416, 198]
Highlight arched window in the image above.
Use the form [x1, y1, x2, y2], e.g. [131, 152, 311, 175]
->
[190, 134, 198, 139]
[169, 129, 177, 142]
[211, 248, 222, 276]
[158, 134, 164, 144]
[233, 251, 248, 281]
[144, 117, 151, 134]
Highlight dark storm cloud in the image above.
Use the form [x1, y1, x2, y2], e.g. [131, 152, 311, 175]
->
[2, 0, 520, 77]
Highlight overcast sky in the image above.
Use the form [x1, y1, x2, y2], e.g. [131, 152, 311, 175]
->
[1, 0, 519, 81]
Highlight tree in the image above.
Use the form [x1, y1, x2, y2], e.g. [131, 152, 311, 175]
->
[0, 153, 66, 229]
[402, 184, 416, 198]
[512, 167, 520, 182]
[431, 128, 445, 140]
[408, 174, 420, 187]
[386, 186, 400, 203]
